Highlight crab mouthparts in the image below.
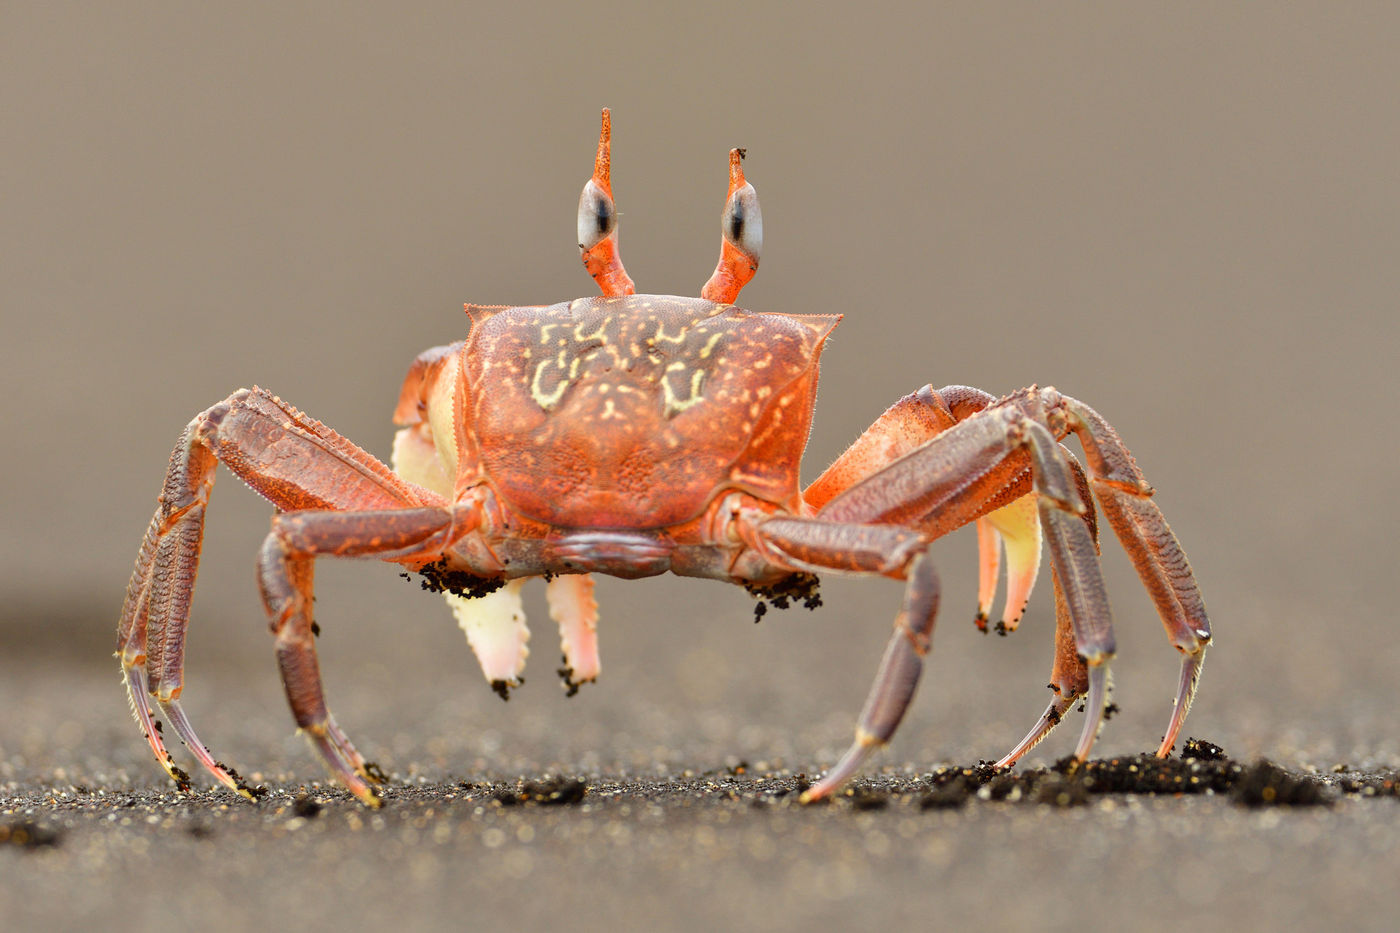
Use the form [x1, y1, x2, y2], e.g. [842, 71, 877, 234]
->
[542, 531, 674, 578]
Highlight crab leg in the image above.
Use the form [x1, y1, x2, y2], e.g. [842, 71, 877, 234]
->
[808, 552, 940, 801]
[996, 456, 1100, 766]
[808, 384, 1211, 761]
[1058, 396, 1212, 755]
[975, 493, 1043, 634]
[447, 580, 531, 697]
[118, 388, 447, 799]
[548, 574, 600, 693]
[259, 506, 470, 805]
[802, 390, 1119, 783]
[819, 397, 1115, 666]
[974, 517, 1001, 631]
[742, 518, 931, 801]
[757, 402, 1115, 797]
[117, 418, 254, 797]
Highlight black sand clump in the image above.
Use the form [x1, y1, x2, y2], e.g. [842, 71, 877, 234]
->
[291, 793, 324, 818]
[844, 787, 890, 811]
[408, 562, 506, 600]
[497, 777, 588, 806]
[926, 761, 1003, 789]
[1182, 737, 1227, 761]
[1230, 761, 1332, 808]
[919, 778, 974, 810]
[1031, 773, 1091, 808]
[906, 739, 1336, 808]
[1330, 769, 1400, 798]
[744, 574, 822, 623]
[916, 761, 1010, 808]
[1062, 751, 1243, 796]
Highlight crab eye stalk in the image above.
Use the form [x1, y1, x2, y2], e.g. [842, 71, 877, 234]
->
[577, 178, 617, 252]
[721, 180, 763, 265]
[701, 148, 762, 305]
[578, 108, 636, 297]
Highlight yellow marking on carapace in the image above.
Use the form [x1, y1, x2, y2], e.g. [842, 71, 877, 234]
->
[699, 331, 725, 359]
[574, 316, 611, 342]
[660, 360, 710, 418]
[654, 321, 689, 344]
[530, 359, 571, 410]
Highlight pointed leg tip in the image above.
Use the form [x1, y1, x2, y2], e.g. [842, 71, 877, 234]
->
[999, 603, 1028, 632]
[341, 775, 383, 808]
[1072, 664, 1110, 761]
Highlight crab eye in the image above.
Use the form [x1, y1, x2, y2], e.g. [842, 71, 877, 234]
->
[722, 182, 762, 262]
[577, 178, 617, 251]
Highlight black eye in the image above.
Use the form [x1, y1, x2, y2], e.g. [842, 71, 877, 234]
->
[577, 178, 617, 250]
[723, 182, 762, 262]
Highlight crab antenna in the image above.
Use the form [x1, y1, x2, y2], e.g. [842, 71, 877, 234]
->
[700, 147, 762, 304]
[578, 108, 636, 297]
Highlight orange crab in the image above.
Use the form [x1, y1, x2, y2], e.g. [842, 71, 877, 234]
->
[118, 110, 1211, 807]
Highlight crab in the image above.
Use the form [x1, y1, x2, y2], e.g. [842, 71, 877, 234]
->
[118, 110, 1212, 807]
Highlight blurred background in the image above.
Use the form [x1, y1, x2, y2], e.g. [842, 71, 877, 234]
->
[2, 2, 1397, 928]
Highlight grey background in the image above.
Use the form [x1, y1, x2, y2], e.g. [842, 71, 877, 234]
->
[2, 2, 1397, 931]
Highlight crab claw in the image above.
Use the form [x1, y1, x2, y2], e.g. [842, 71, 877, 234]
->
[548, 574, 601, 694]
[447, 579, 530, 698]
[974, 495, 1042, 635]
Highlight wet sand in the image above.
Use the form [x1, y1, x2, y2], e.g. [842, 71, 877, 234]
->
[5, 4, 1400, 931]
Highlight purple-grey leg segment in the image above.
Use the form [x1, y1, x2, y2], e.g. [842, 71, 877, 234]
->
[995, 514, 1097, 768]
[802, 552, 941, 802]
[798, 389, 1127, 786]
[1060, 396, 1212, 755]
[257, 505, 471, 806]
[118, 388, 450, 801]
[742, 516, 938, 802]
